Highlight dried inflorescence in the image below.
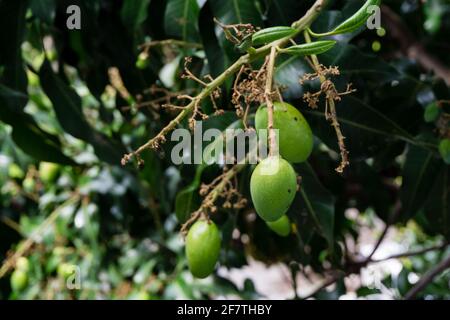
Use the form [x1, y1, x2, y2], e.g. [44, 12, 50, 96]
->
[180, 57, 223, 130]
[231, 59, 280, 128]
[180, 165, 246, 235]
[301, 64, 356, 173]
[214, 18, 257, 46]
[121, 85, 196, 118]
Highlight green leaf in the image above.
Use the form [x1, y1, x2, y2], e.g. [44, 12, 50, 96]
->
[320, 43, 399, 83]
[39, 60, 125, 164]
[295, 163, 335, 249]
[0, 86, 75, 165]
[164, 0, 200, 42]
[304, 95, 421, 159]
[423, 165, 450, 239]
[251, 26, 297, 46]
[439, 139, 450, 164]
[199, 2, 228, 77]
[400, 144, 442, 220]
[121, 0, 151, 31]
[264, 0, 307, 26]
[39, 61, 92, 140]
[0, 84, 28, 112]
[30, 0, 56, 25]
[310, 0, 381, 37]
[424, 102, 440, 123]
[175, 165, 205, 223]
[0, 0, 28, 93]
[209, 0, 263, 60]
[281, 40, 337, 56]
[275, 55, 310, 99]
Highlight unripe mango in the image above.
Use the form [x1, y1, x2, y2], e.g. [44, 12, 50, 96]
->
[266, 214, 291, 237]
[11, 269, 27, 292]
[250, 156, 297, 222]
[16, 257, 30, 272]
[255, 102, 313, 163]
[186, 220, 221, 279]
[38, 162, 59, 183]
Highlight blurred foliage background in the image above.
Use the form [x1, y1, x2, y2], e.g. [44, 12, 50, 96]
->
[0, 0, 449, 300]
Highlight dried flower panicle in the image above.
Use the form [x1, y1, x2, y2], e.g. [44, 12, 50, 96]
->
[301, 64, 356, 173]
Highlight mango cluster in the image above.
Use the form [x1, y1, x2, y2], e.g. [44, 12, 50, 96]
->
[251, 102, 313, 235]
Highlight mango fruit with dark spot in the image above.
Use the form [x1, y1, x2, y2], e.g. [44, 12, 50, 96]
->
[186, 220, 221, 279]
[250, 156, 297, 222]
[255, 102, 313, 163]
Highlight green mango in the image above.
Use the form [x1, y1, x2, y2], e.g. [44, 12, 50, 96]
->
[22, 177, 35, 192]
[8, 163, 25, 179]
[16, 257, 30, 272]
[39, 162, 60, 183]
[439, 138, 450, 164]
[11, 269, 28, 292]
[250, 156, 297, 222]
[186, 220, 221, 279]
[266, 215, 291, 237]
[255, 102, 313, 163]
[57, 263, 76, 280]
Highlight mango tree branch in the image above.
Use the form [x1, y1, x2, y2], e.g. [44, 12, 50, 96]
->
[301, 242, 449, 299]
[404, 254, 450, 300]
[122, 0, 328, 164]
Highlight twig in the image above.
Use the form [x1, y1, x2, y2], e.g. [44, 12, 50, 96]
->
[372, 242, 449, 263]
[139, 39, 203, 50]
[1, 216, 23, 235]
[0, 195, 80, 278]
[404, 254, 450, 299]
[301, 241, 449, 299]
[301, 271, 345, 300]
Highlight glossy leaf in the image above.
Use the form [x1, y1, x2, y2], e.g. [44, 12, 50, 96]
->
[423, 165, 450, 239]
[164, 0, 200, 42]
[0, 0, 28, 93]
[209, 0, 262, 60]
[39, 60, 125, 164]
[264, 0, 307, 26]
[310, 0, 381, 37]
[121, 0, 151, 31]
[295, 163, 335, 249]
[199, 1, 228, 77]
[30, 0, 56, 25]
[281, 40, 337, 56]
[304, 95, 420, 159]
[175, 165, 205, 223]
[0, 86, 75, 165]
[251, 26, 297, 46]
[400, 144, 442, 220]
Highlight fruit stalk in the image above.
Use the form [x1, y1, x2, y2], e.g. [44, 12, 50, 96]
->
[264, 46, 278, 156]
